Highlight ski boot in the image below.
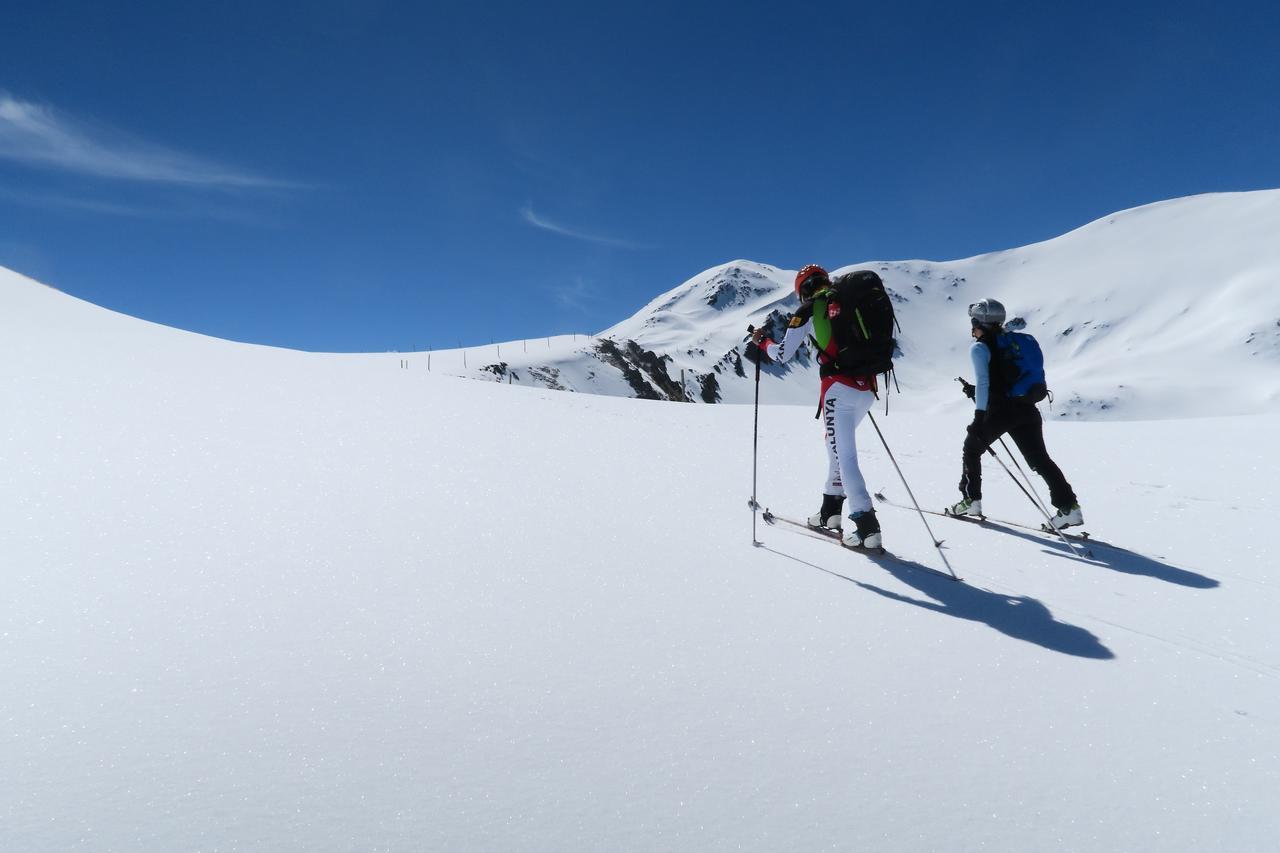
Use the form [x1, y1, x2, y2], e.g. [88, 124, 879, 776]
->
[842, 509, 883, 551]
[947, 497, 983, 518]
[808, 494, 844, 531]
[1048, 504, 1084, 530]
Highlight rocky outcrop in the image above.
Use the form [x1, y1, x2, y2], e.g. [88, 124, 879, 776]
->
[594, 338, 690, 401]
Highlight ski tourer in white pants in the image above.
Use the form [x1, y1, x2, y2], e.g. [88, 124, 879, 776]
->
[819, 380, 876, 520]
[755, 266, 884, 549]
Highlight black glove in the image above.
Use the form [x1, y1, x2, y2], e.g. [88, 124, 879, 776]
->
[969, 410, 987, 431]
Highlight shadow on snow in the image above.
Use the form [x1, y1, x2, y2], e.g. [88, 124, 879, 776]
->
[971, 519, 1219, 589]
[761, 545, 1115, 660]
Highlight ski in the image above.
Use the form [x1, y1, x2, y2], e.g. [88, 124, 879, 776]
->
[873, 493, 1098, 554]
[945, 509, 1094, 542]
[761, 509, 886, 554]
[873, 492, 1091, 539]
[759, 508, 962, 582]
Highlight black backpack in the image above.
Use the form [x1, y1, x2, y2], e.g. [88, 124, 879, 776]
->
[819, 270, 897, 377]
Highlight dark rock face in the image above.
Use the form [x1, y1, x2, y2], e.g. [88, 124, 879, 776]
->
[528, 366, 566, 390]
[594, 338, 690, 401]
[699, 372, 721, 403]
[727, 349, 745, 378]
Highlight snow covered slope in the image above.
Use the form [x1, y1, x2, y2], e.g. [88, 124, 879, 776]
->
[451, 190, 1280, 420]
[2, 264, 1279, 852]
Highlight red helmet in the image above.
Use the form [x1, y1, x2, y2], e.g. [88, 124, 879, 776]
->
[794, 264, 830, 301]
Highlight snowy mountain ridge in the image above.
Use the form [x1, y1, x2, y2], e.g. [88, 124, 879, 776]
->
[474, 189, 1280, 420]
[5, 189, 1277, 420]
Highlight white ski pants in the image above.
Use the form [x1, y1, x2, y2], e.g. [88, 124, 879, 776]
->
[821, 382, 875, 515]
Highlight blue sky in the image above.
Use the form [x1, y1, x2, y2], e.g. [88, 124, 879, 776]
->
[2, 0, 1278, 351]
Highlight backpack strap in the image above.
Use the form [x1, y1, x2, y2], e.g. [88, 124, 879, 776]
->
[854, 307, 871, 340]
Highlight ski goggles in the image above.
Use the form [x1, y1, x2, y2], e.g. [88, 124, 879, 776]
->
[798, 276, 825, 302]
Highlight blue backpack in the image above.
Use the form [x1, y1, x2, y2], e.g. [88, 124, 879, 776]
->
[992, 332, 1048, 403]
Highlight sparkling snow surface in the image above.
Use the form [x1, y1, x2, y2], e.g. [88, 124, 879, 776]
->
[2, 209, 1279, 851]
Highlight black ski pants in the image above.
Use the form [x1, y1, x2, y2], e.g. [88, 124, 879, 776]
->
[959, 403, 1077, 510]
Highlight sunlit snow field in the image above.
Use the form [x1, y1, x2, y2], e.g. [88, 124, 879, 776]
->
[2, 266, 1277, 852]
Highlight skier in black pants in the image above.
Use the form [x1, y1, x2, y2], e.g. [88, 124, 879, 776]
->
[951, 299, 1084, 530]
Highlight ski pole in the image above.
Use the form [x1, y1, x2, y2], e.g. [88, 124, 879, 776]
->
[997, 436, 1052, 519]
[749, 327, 762, 547]
[867, 413, 959, 580]
[984, 446, 1089, 559]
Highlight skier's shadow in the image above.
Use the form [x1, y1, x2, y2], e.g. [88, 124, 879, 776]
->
[762, 545, 1114, 659]
[973, 520, 1218, 589]
[857, 554, 1116, 659]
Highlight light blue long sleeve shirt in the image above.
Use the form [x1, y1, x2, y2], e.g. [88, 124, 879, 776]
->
[970, 341, 991, 411]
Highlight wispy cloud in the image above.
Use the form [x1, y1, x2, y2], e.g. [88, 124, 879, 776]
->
[0, 185, 278, 226]
[551, 276, 599, 311]
[521, 204, 649, 249]
[0, 92, 297, 189]
[0, 186, 153, 217]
